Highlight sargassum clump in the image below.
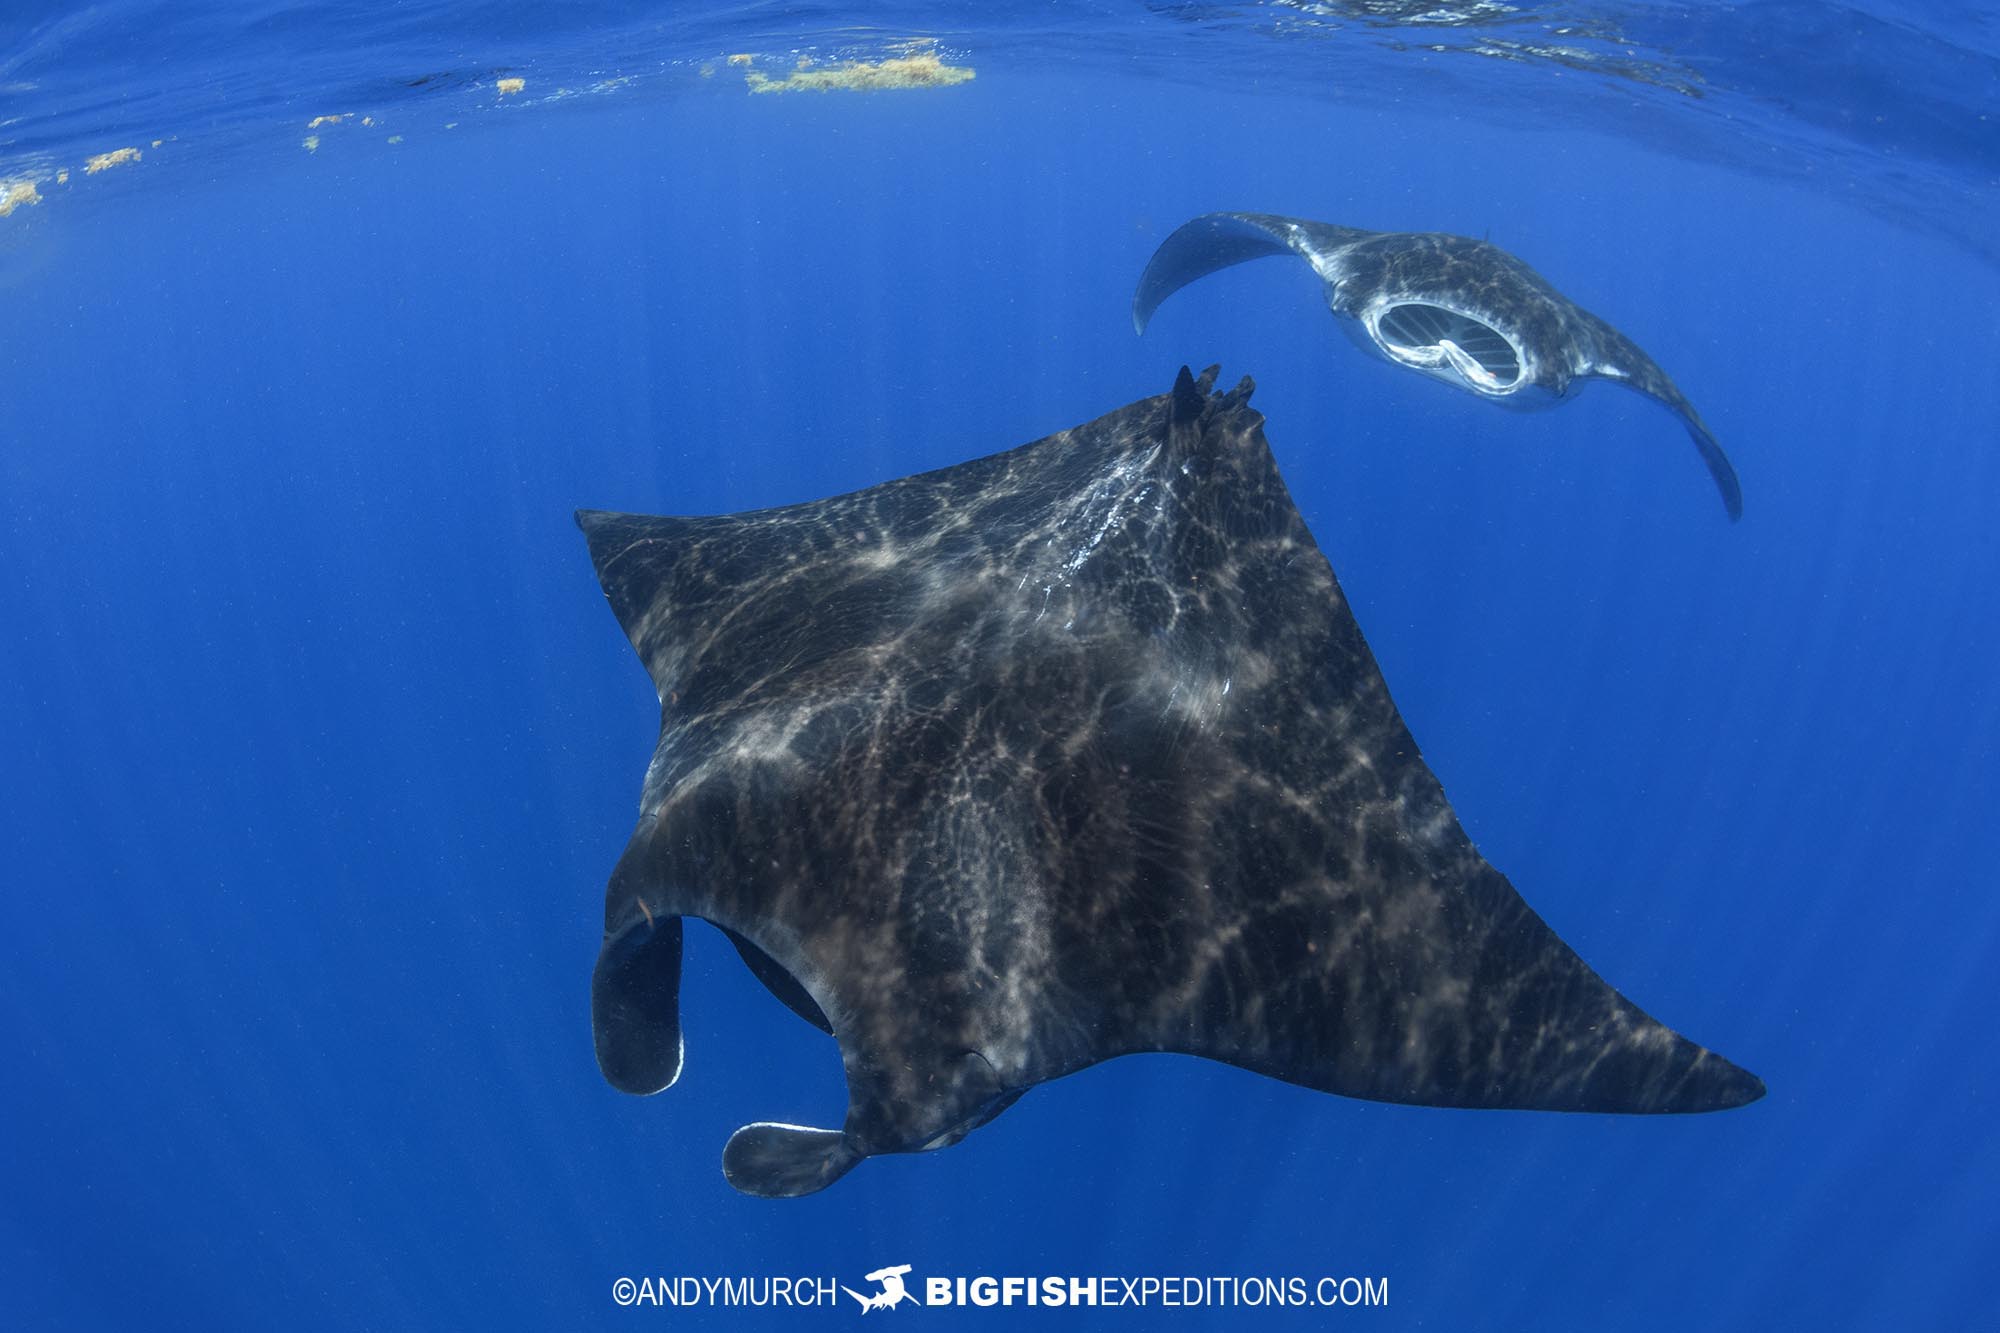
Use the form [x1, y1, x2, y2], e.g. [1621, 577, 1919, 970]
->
[85, 147, 143, 173]
[745, 51, 975, 94]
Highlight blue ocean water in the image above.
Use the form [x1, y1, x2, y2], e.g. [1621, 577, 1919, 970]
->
[3, 2, 1996, 1328]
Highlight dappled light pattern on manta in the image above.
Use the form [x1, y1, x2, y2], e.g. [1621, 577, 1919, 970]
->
[577, 367, 1762, 1198]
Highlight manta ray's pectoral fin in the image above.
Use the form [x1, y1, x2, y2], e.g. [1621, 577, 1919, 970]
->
[1134, 211, 1375, 335]
[1586, 325, 1743, 520]
[1162, 863, 1764, 1116]
[722, 1122, 861, 1198]
[1609, 376, 1743, 521]
[592, 914, 685, 1095]
[1134, 213, 1302, 334]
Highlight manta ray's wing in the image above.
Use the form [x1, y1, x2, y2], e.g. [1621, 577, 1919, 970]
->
[1133, 212, 1370, 334]
[1572, 315, 1745, 520]
[578, 368, 1761, 1198]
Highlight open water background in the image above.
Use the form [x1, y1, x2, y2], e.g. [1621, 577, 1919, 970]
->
[3, 3, 1996, 1328]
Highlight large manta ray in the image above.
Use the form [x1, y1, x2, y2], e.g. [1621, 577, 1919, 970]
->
[578, 367, 1762, 1198]
[1135, 212, 1744, 520]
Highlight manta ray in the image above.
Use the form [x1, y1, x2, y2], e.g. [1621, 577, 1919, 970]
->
[578, 367, 1762, 1198]
[1135, 212, 1743, 519]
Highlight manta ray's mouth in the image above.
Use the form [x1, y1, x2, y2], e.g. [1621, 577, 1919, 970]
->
[1371, 302, 1523, 393]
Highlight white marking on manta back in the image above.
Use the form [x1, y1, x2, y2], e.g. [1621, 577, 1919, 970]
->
[1030, 447, 1161, 623]
[1059, 456, 1156, 578]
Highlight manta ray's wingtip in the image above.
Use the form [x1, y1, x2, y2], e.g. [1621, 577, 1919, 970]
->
[1718, 469, 1745, 524]
[1132, 288, 1154, 336]
[1684, 422, 1744, 521]
[1691, 1051, 1765, 1111]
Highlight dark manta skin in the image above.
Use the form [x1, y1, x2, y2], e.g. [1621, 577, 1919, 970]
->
[577, 368, 1762, 1198]
[1135, 212, 1744, 519]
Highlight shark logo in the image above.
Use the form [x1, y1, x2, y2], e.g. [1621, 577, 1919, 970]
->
[843, 1264, 917, 1313]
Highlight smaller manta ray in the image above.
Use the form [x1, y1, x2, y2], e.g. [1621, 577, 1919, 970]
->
[1134, 211, 1743, 519]
[578, 368, 1762, 1199]
[843, 1265, 916, 1313]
